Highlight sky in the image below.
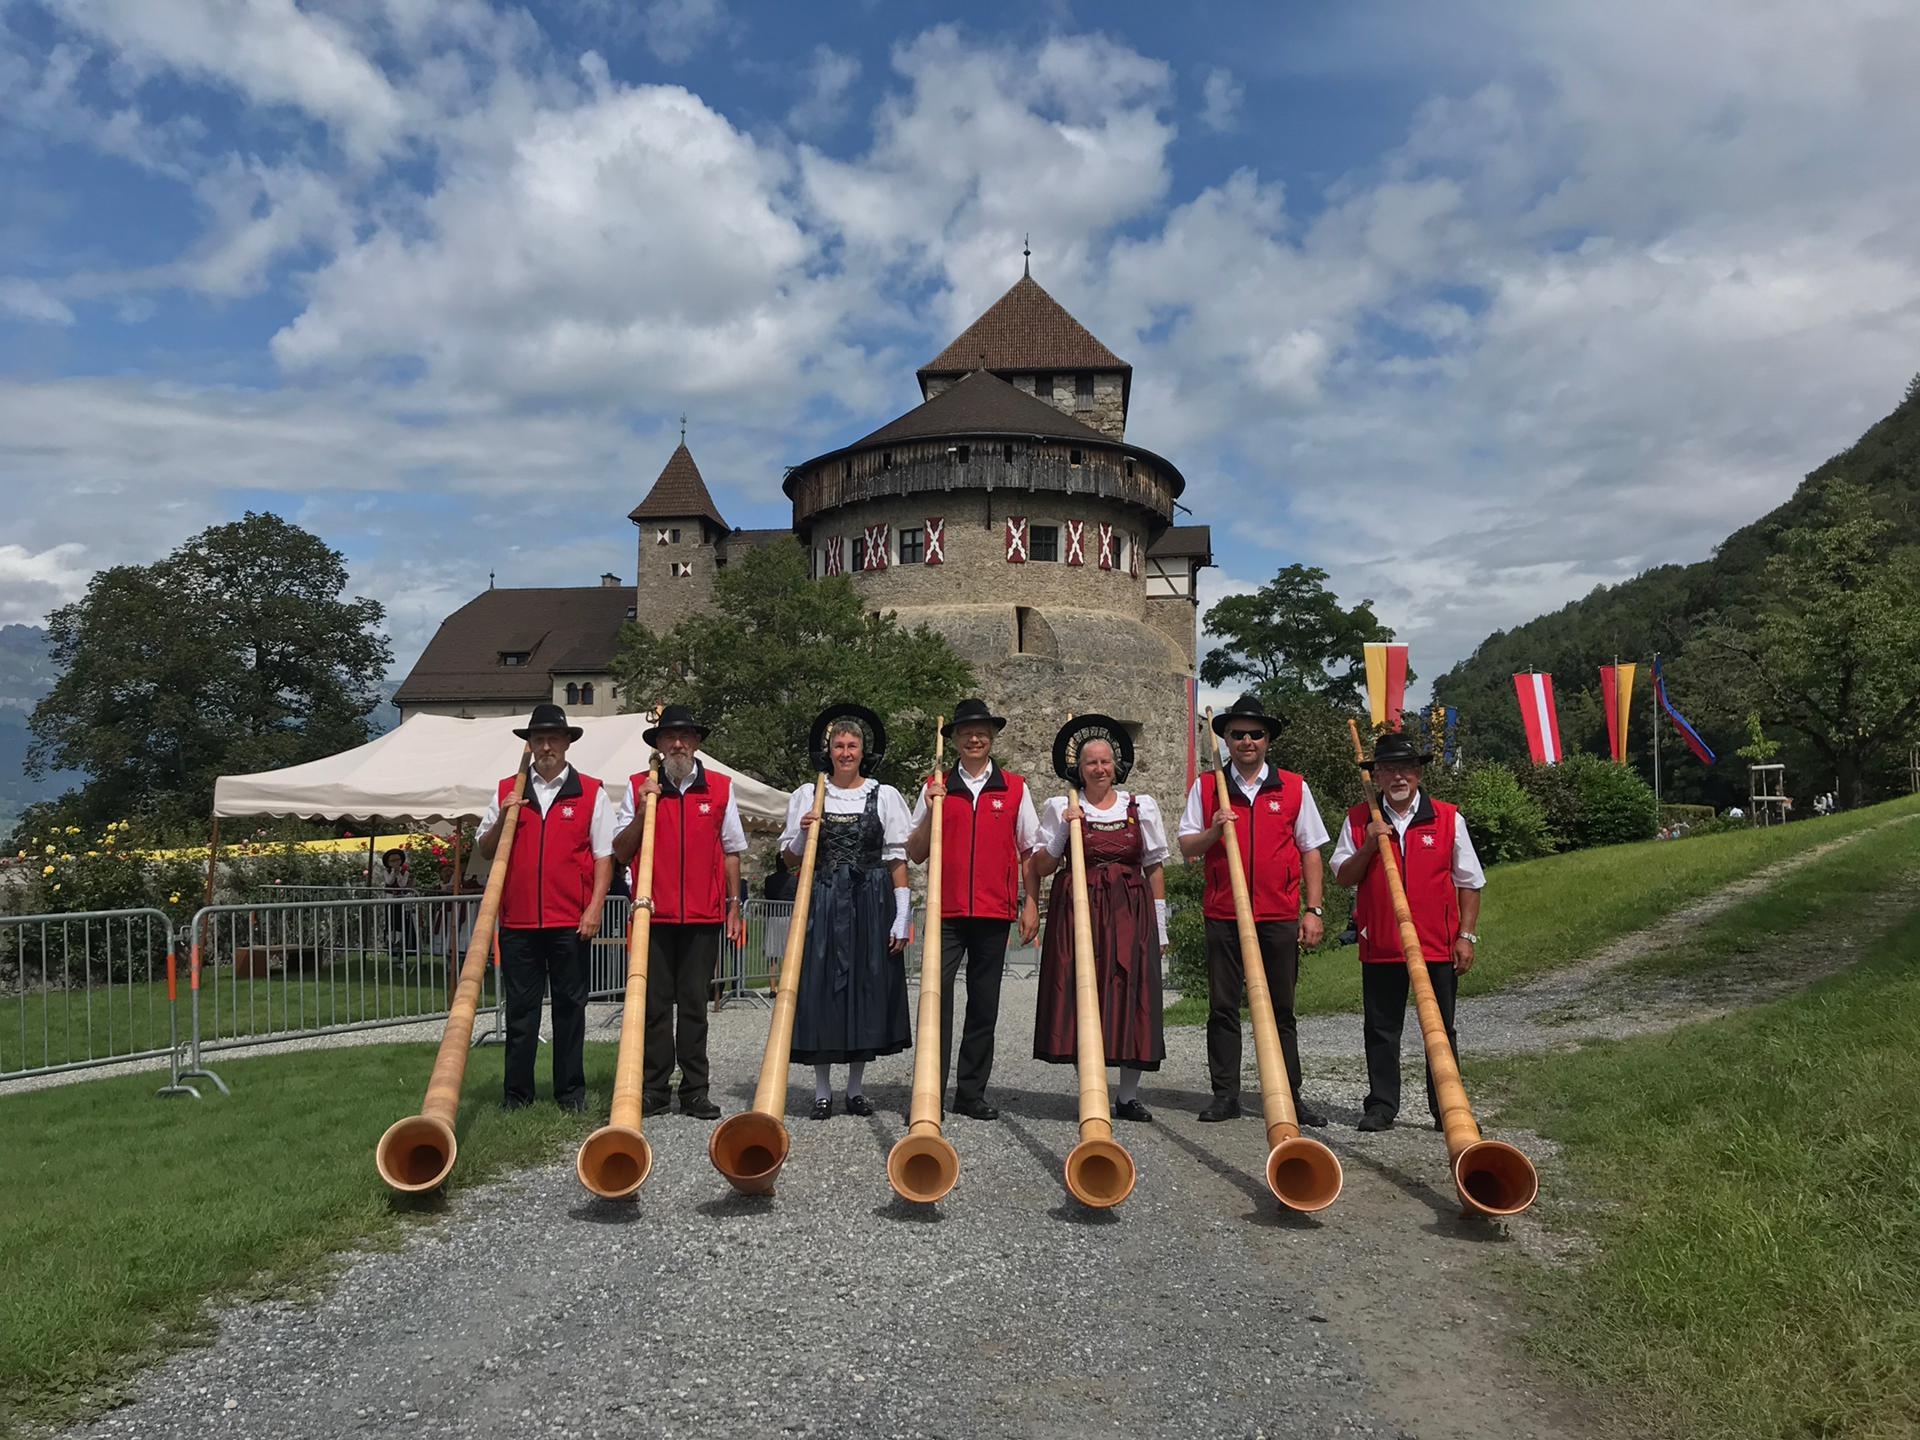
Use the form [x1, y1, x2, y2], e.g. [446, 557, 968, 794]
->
[3, 0, 1918, 702]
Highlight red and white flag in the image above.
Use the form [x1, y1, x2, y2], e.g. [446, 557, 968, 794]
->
[924, 517, 944, 565]
[1005, 516, 1028, 563]
[1512, 672, 1562, 764]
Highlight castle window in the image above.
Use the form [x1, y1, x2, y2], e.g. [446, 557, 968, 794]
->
[1124, 457, 1135, 478]
[580, 683, 594, 706]
[1029, 525, 1059, 563]
[954, 444, 971, 464]
[1069, 449, 1083, 467]
[626, 607, 637, 620]
[853, 536, 868, 571]
[898, 526, 923, 565]
[883, 451, 895, 470]
[843, 461, 851, 480]
[564, 683, 579, 705]
[1033, 373, 1053, 402]
[1076, 374, 1094, 409]
[500, 652, 529, 667]
[671, 561, 693, 578]
[1002, 443, 1015, 464]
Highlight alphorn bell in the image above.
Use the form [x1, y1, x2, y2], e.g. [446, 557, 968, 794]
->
[1346, 719, 1538, 1218]
[576, 733, 663, 1199]
[1059, 723, 1137, 1209]
[887, 720, 961, 1203]
[708, 775, 828, 1194]
[376, 747, 532, 1194]
[1203, 708, 1343, 1212]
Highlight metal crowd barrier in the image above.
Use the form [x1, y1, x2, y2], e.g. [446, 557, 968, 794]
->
[1, 907, 182, 1085]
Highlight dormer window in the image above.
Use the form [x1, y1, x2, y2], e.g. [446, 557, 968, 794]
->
[501, 652, 529, 667]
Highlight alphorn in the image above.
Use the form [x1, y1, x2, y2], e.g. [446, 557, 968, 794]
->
[576, 734, 663, 1199]
[887, 720, 961, 1203]
[708, 775, 828, 1194]
[1203, 708, 1343, 1212]
[1059, 724, 1137, 1209]
[1345, 719, 1538, 1217]
[376, 746, 531, 1194]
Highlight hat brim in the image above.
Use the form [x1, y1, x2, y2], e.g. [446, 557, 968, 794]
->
[810, 703, 888, 778]
[940, 714, 1007, 738]
[514, 725, 584, 741]
[1210, 711, 1285, 739]
[1052, 714, 1135, 785]
[1362, 748, 1433, 769]
[643, 722, 711, 746]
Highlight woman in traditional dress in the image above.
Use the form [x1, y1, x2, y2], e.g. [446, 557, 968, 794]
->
[778, 708, 913, 1119]
[1030, 720, 1169, 1121]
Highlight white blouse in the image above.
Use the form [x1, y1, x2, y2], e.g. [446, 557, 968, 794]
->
[780, 778, 911, 863]
[1035, 789, 1169, 867]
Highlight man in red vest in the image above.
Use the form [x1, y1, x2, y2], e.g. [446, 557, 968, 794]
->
[1178, 695, 1331, 1125]
[611, 704, 747, 1121]
[1331, 730, 1485, 1132]
[906, 697, 1040, 1120]
[478, 704, 615, 1112]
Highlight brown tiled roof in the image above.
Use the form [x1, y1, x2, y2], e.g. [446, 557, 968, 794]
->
[855, 369, 1115, 450]
[627, 443, 730, 531]
[1147, 525, 1213, 563]
[919, 275, 1130, 383]
[393, 587, 634, 705]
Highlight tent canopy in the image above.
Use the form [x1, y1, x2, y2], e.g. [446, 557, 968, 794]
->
[212, 713, 789, 828]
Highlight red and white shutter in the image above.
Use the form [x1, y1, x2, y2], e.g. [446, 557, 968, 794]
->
[1005, 517, 1029, 563]
[1064, 520, 1085, 566]
[864, 523, 890, 571]
[1128, 532, 1140, 579]
[924, 517, 945, 565]
[1097, 523, 1115, 570]
[825, 536, 844, 576]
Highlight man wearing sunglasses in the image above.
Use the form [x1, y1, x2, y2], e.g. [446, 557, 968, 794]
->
[1177, 694, 1331, 1126]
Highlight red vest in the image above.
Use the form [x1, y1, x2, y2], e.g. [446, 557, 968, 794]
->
[1200, 768, 1305, 922]
[627, 765, 731, 925]
[1346, 797, 1461, 964]
[498, 769, 602, 930]
[935, 764, 1027, 921]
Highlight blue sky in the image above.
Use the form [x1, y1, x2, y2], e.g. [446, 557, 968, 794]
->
[3, 0, 1918, 700]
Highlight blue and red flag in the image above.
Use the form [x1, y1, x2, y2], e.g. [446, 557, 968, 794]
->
[1653, 656, 1715, 764]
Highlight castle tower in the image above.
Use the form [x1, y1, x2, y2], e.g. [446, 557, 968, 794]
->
[629, 441, 731, 630]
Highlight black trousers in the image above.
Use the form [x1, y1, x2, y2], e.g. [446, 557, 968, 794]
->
[643, 923, 721, 1106]
[1205, 918, 1304, 1101]
[1361, 960, 1459, 1121]
[501, 926, 588, 1107]
[939, 917, 1010, 1107]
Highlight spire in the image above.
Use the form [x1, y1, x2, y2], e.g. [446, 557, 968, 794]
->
[679, 412, 687, 444]
[1023, 232, 1031, 278]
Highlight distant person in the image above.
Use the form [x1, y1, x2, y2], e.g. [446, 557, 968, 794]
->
[1332, 731, 1485, 1134]
[478, 704, 614, 1113]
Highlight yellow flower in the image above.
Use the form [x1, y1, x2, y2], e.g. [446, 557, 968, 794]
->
[52, 883, 61, 892]
[42, 864, 54, 875]
[86, 850, 99, 858]
[169, 892, 182, 903]
[65, 825, 79, 834]
[44, 844, 55, 855]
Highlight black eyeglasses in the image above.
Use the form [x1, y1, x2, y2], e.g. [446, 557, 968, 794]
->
[1226, 729, 1266, 742]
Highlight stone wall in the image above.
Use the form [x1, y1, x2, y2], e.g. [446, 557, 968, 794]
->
[1145, 594, 1200, 670]
[922, 370, 1127, 440]
[633, 519, 718, 633]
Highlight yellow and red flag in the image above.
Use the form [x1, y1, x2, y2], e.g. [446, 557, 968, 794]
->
[1599, 663, 1637, 764]
[1364, 643, 1409, 730]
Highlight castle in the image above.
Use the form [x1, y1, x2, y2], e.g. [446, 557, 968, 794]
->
[398, 269, 1212, 811]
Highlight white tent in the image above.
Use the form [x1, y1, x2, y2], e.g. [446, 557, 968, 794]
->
[212, 712, 789, 828]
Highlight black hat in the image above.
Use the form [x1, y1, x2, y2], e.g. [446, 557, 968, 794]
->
[514, 702, 582, 741]
[1363, 731, 1433, 769]
[1052, 714, 1135, 785]
[1210, 694, 1285, 740]
[941, 698, 1007, 738]
[809, 703, 888, 777]
[643, 703, 710, 747]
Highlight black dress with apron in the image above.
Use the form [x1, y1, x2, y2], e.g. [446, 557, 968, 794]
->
[790, 784, 912, 1065]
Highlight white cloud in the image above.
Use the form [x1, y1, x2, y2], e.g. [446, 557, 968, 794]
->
[787, 45, 859, 134]
[1198, 66, 1242, 132]
[0, 278, 74, 325]
[0, 543, 91, 625]
[638, 0, 727, 65]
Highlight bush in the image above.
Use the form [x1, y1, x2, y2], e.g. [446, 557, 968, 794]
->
[1454, 763, 1558, 862]
[1164, 862, 1207, 994]
[1517, 754, 1657, 850]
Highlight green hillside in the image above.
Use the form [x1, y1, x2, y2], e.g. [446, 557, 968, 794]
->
[1434, 376, 1920, 808]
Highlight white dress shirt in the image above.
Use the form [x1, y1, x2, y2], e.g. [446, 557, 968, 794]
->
[908, 763, 1041, 856]
[1177, 765, 1332, 853]
[1329, 791, 1485, 889]
[611, 761, 749, 855]
[1035, 790, 1169, 867]
[780, 778, 911, 863]
[477, 764, 616, 858]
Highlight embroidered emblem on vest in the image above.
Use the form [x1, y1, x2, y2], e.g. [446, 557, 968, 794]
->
[562, 805, 575, 819]
[1421, 832, 1435, 847]
[990, 797, 1004, 810]
[699, 802, 712, 815]
[1267, 799, 1281, 812]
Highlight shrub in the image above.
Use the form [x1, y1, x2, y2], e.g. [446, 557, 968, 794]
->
[1567, 753, 1658, 847]
[1454, 763, 1558, 862]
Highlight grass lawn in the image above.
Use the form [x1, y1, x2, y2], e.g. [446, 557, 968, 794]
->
[1480, 907, 1920, 1440]
[1164, 791, 1920, 1025]
[0, 1040, 616, 1437]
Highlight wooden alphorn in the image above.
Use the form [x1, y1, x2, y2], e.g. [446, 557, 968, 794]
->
[708, 775, 828, 1194]
[1204, 709, 1343, 1212]
[1059, 731, 1136, 1209]
[1346, 719, 1537, 1217]
[576, 734, 663, 1199]
[887, 722, 961, 1203]
[375, 746, 531, 1194]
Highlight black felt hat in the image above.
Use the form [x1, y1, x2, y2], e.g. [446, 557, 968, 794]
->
[1363, 731, 1433, 768]
[941, 697, 1007, 738]
[1210, 694, 1285, 740]
[1052, 714, 1135, 786]
[513, 702, 582, 741]
[809, 703, 888, 777]
[643, 704, 710, 747]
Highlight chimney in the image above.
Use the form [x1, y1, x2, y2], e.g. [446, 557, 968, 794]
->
[601, 573, 622, 588]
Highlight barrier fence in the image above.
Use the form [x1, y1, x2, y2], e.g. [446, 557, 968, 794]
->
[1, 907, 180, 1083]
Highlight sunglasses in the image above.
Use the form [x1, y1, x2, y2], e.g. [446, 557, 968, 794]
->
[1226, 729, 1267, 742]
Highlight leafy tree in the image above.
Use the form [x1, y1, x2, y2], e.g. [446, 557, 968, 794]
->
[25, 513, 391, 831]
[1696, 479, 1920, 807]
[1733, 712, 1781, 765]
[611, 540, 974, 791]
[1200, 564, 1401, 710]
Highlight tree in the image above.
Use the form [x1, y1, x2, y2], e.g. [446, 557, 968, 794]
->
[1200, 564, 1400, 710]
[611, 540, 975, 791]
[26, 512, 391, 831]
[1697, 479, 1920, 807]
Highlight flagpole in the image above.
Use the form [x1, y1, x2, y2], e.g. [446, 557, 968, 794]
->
[1652, 653, 1662, 827]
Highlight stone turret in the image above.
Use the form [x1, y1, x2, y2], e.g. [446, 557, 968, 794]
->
[628, 442, 731, 628]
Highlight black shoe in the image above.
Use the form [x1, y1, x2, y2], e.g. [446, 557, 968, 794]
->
[641, 1095, 670, 1117]
[1357, 1107, 1395, 1132]
[679, 1096, 722, 1120]
[1198, 1096, 1241, 1123]
[951, 1096, 999, 1121]
[501, 1096, 533, 1114]
[1114, 1099, 1154, 1123]
[845, 1094, 875, 1118]
[1294, 1100, 1328, 1128]
[557, 1097, 586, 1115]
[810, 1097, 833, 1120]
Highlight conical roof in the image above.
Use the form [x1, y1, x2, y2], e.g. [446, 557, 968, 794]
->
[627, 443, 730, 531]
[918, 274, 1130, 382]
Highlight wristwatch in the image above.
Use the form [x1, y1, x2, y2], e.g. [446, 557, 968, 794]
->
[1460, 931, 1479, 944]
[1304, 905, 1324, 916]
